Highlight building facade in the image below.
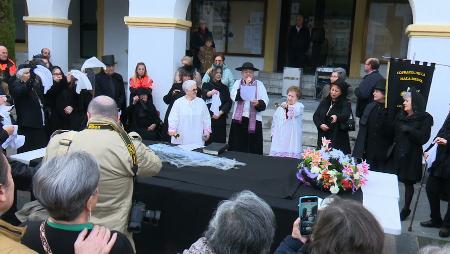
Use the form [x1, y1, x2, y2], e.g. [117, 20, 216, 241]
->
[12, 0, 450, 145]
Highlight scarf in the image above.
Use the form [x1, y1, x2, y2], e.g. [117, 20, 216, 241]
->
[233, 78, 258, 133]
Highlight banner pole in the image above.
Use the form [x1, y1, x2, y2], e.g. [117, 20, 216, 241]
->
[381, 56, 450, 68]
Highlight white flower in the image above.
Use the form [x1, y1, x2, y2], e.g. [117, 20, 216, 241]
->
[311, 166, 321, 174]
[317, 174, 322, 180]
[354, 173, 360, 180]
[330, 185, 340, 194]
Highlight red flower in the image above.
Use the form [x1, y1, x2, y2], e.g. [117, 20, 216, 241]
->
[341, 179, 352, 189]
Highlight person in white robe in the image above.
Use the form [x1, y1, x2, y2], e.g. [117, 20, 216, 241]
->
[168, 80, 211, 145]
[270, 86, 304, 158]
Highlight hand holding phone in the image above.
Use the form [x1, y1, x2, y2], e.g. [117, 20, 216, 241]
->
[299, 196, 319, 236]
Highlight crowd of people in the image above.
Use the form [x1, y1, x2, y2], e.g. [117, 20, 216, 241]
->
[0, 38, 449, 253]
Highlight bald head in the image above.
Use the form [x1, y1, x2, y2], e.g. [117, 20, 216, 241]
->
[0, 46, 8, 61]
[87, 96, 118, 121]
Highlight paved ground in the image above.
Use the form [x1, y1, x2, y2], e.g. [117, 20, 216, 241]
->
[14, 95, 450, 253]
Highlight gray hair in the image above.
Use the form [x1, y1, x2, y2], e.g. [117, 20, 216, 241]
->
[33, 152, 100, 221]
[332, 67, 347, 80]
[16, 68, 30, 78]
[181, 56, 193, 65]
[205, 190, 275, 254]
[418, 244, 450, 254]
[182, 80, 197, 92]
[87, 95, 118, 120]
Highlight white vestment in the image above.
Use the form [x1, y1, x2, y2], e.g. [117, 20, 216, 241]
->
[270, 102, 304, 158]
[168, 96, 212, 146]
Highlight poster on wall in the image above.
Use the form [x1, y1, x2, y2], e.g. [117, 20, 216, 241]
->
[386, 58, 435, 109]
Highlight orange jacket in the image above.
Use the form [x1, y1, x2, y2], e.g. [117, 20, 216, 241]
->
[129, 75, 153, 90]
[0, 59, 16, 77]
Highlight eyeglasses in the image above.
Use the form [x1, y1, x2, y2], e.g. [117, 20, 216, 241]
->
[192, 88, 198, 91]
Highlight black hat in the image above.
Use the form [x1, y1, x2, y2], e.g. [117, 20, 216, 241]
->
[235, 62, 259, 71]
[101, 55, 116, 66]
[330, 78, 349, 94]
[17, 63, 31, 70]
[373, 78, 386, 92]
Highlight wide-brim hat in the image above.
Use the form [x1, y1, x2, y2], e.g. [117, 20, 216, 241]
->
[373, 78, 386, 92]
[101, 55, 116, 66]
[236, 62, 259, 71]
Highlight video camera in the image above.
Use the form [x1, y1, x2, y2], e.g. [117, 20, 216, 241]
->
[128, 201, 161, 233]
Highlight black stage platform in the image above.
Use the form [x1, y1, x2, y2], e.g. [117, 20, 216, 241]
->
[134, 143, 362, 253]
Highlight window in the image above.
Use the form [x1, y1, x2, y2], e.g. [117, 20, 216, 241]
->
[364, 0, 412, 60]
[191, 0, 266, 56]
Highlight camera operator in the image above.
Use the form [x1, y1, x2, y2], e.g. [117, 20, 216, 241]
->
[44, 95, 162, 248]
[10, 63, 48, 153]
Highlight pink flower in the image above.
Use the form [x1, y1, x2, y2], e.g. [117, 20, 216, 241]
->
[321, 137, 331, 148]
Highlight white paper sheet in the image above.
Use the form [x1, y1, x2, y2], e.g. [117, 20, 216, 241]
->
[210, 93, 221, 116]
[240, 85, 256, 101]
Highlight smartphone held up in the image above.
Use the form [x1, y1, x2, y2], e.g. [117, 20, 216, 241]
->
[299, 196, 319, 236]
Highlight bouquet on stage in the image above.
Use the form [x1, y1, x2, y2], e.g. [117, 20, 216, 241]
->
[297, 138, 369, 194]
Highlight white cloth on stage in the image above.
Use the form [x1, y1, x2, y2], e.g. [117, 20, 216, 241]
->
[168, 96, 212, 146]
[230, 79, 269, 122]
[269, 101, 304, 158]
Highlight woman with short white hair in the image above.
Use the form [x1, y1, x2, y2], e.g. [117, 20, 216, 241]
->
[183, 190, 276, 254]
[168, 79, 211, 145]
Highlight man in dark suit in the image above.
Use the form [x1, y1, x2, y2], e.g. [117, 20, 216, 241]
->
[94, 55, 126, 114]
[287, 15, 310, 68]
[354, 58, 384, 118]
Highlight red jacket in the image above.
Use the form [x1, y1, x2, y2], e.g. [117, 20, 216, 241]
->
[0, 58, 16, 78]
[129, 75, 153, 90]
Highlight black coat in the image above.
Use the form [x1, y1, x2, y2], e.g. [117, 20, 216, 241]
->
[163, 83, 185, 126]
[288, 26, 310, 55]
[353, 102, 396, 171]
[394, 112, 433, 183]
[313, 96, 352, 154]
[202, 80, 232, 144]
[429, 113, 450, 179]
[354, 70, 384, 117]
[274, 236, 308, 254]
[11, 77, 45, 128]
[127, 100, 161, 141]
[94, 72, 126, 111]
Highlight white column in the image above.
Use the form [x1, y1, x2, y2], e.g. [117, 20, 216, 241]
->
[125, 0, 191, 117]
[406, 0, 450, 149]
[24, 0, 71, 72]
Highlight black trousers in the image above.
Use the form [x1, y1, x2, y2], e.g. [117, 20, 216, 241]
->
[228, 117, 263, 155]
[426, 175, 450, 227]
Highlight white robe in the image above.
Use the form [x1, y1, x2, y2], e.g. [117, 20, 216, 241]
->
[269, 101, 304, 158]
[168, 96, 212, 146]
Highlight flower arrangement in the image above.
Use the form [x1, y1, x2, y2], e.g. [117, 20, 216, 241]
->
[297, 137, 370, 194]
